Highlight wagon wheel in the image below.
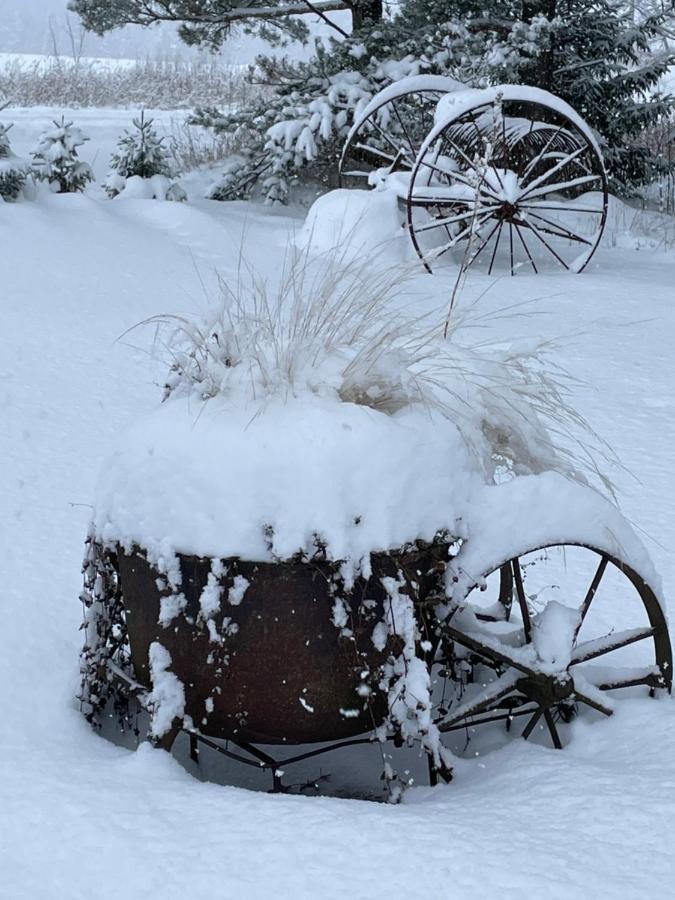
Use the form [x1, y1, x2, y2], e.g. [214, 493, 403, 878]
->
[407, 86, 609, 275]
[338, 75, 464, 188]
[436, 542, 671, 749]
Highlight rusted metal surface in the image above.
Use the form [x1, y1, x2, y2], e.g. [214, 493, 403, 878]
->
[118, 544, 447, 746]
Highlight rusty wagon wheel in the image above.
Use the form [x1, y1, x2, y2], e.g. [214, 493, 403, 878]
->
[435, 542, 671, 749]
[338, 75, 464, 188]
[407, 86, 609, 275]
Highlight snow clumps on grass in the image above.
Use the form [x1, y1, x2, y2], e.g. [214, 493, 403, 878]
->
[157, 249, 610, 490]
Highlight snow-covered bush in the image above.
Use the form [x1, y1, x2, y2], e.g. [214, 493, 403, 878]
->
[0, 118, 30, 202]
[105, 112, 186, 200]
[31, 116, 94, 193]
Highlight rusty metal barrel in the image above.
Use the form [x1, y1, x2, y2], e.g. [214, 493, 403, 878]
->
[118, 543, 446, 745]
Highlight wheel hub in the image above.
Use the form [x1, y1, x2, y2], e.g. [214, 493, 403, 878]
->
[517, 671, 574, 708]
[497, 201, 519, 221]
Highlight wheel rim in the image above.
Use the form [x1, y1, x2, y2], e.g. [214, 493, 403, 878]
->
[338, 87, 448, 188]
[435, 543, 671, 749]
[407, 97, 609, 275]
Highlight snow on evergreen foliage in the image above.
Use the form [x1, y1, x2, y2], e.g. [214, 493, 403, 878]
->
[31, 116, 94, 193]
[105, 111, 186, 200]
[197, 1, 675, 203]
[0, 112, 30, 202]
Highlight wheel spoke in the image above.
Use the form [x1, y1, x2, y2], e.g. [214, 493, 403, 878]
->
[438, 671, 521, 731]
[467, 109, 503, 188]
[574, 688, 614, 717]
[428, 135, 504, 200]
[488, 220, 504, 275]
[351, 142, 397, 165]
[520, 173, 601, 203]
[522, 707, 543, 740]
[416, 158, 501, 203]
[519, 202, 602, 215]
[571, 626, 656, 664]
[427, 211, 497, 255]
[368, 116, 407, 157]
[390, 99, 418, 162]
[509, 222, 515, 276]
[512, 558, 532, 641]
[514, 224, 538, 273]
[519, 124, 566, 183]
[413, 205, 500, 235]
[467, 219, 502, 266]
[543, 708, 563, 749]
[518, 216, 570, 270]
[519, 145, 586, 197]
[439, 705, 538, 732]
[575, 664, 664, 692]
[524, 212, 593, 246]
[573, 555, 608, 643]
[445, 623, 534, 676]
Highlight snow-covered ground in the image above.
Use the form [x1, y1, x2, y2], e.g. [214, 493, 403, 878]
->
[2, 113, 675, 897]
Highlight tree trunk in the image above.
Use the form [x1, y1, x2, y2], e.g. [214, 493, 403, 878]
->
[348, 0, 383, 30]
[522, 0, 558, 91]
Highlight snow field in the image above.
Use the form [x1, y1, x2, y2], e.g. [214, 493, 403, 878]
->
[2, 118, 675, 897]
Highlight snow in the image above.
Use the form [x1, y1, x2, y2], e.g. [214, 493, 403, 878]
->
[147, 642, 186, 738]
[532, 600, 579, 670]
[448, 473, 661, 606]
[435, 84, 605, 161]
[93, 394, 478, 563]
[227, 575, 249, 606]
[2, 111, 675, 897]
[342, 73, 467, 153]
[295, 187, 408, 261]
[113, 173, 186, 201]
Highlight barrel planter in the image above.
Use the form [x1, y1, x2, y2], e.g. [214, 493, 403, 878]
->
[118, 540, 448, 746]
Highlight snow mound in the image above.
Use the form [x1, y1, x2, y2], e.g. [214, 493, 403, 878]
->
[93, 393, 479, 563]
[295, 187, 408, 261]
[110, 174, 187, 201]
[450, 472, 661, 600]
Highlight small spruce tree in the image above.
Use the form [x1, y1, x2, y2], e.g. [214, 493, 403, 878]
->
[31, 117, 94, 193]
[0, 117, 30, 202]
[105, 111, 176, 197]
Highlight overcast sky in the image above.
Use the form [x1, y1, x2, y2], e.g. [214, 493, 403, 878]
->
[0, 0, 351, 62]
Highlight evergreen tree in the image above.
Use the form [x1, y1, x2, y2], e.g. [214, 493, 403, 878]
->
[69, 0, 384, 47]
[105, 112, 186, 200]
[75, 0, 675, 200]
[31, 117, 94, 193]
[0, 116, 30, 202]
[407, 1, 675, 192]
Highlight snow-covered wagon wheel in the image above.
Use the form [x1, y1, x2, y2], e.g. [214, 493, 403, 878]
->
[407, 86, 609, 275]
[436, 542, 671, 749]
[338, 75, 465, 188]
